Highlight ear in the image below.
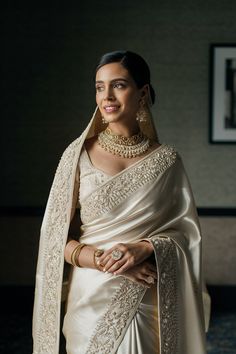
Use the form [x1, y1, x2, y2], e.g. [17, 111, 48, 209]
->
[139, 84, 149, 101]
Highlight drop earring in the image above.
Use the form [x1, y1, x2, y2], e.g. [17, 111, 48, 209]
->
[136, 100, 147, 122]
[101, 115, 108, 124]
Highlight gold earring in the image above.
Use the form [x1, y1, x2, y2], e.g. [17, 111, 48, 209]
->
[136, 101, 147, 122]
[101, 115, 108, 124]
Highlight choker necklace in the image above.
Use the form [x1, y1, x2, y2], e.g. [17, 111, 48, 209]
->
[98, 128, 150, 158]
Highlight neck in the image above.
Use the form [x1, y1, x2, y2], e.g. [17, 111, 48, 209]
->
[107, 123, 140, 137]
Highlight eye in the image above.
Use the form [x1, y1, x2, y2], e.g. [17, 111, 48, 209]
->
[113, 82, 126, 89]
[95, 85, 104, 92]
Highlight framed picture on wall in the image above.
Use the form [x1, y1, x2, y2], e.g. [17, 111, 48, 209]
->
[210, 44, 236, 143]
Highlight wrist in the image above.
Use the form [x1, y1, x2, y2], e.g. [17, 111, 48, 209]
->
[65, 240, 80, 264]
[78, 245, 101, 269]
[140, 240, 153, 255]
[77, 245, 92, 268]
[71, 243, 86, 267]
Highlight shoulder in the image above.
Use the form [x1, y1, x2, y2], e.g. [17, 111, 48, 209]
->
[158, 143, 183, 159]
[64, 135, 84, 153]
[56, 135, 85, 166]
[157, 143, 178, 159]
[152, 143, 184, 173]
[158, 144, 188, 181]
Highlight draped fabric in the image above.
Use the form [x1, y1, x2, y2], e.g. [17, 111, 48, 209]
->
[32, 106, 210, 354]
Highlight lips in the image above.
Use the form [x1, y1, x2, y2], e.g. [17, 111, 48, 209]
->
[103, 105, 120, 113]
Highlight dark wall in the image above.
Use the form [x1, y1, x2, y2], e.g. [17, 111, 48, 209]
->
[2, 5, 91, 207]
[1, 2, 236, 285]
[2, 1, 236, 208]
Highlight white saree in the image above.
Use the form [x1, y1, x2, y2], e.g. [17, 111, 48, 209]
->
[33, 107, 210, 354]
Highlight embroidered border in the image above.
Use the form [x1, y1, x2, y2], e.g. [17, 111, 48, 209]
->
[85, 278, 146, 354]
[35, 137, 82, 353]
[152, 237, 178, 354]
[81, 145, 177, 224]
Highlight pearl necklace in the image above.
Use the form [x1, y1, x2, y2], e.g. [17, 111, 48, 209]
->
[98, 128, 150, 158]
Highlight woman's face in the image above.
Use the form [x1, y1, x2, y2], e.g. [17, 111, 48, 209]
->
[95, 62, 144, 125]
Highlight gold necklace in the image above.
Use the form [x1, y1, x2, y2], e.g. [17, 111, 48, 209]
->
[98, 128, 150, 158]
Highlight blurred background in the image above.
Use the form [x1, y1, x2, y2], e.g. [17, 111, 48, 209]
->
[0, 1, 236, 353]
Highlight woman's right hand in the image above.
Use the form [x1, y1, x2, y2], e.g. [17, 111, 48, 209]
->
[121, 260, 157, 288]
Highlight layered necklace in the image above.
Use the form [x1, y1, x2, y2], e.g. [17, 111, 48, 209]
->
[98, 128, 150, 158]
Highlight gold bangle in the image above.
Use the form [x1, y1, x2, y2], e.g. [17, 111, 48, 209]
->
[74, 244, 86, 267]
[93, 249, 104, 270]
[71, 245, 79, 266]
[71, 243, 86, 267]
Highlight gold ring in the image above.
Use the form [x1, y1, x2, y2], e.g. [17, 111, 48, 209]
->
[147, 276, 154, 284]
[111, 249, 124, 261]
[94, 249, 104, 270]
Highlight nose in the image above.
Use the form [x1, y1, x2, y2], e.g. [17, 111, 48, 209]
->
[103, 85, 115, 101]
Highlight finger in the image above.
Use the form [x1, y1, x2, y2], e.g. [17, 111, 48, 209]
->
[97, 254, 112, 268]
[145, 269, 157, 279]
[113, 259, 133, 275]
[136, 280, 151, 288]
[98, 250, 113, 264]
[98, 250, 123, 267]
[141, 266, 157, 279]
[102, 257, 117, 272]
[103, 255, 127, 272]
[107, 258, 128, 273]
[137, 273, 155, 285]
[139, 263, 156, 276]
[98, 244, 125, 264]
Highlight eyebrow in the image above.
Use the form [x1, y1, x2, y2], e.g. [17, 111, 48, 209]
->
[95, 78, 129, 84]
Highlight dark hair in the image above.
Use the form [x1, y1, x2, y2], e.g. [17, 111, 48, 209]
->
[95, 50, 156, 104]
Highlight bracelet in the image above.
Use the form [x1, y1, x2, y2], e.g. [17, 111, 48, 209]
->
[71, 243, 86, 267]
[74, 244, 86, 267]
[93, 249, 104, 270]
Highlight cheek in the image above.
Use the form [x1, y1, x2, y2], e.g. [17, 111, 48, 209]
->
[95, 93, 101, 105]
[124, 94, 140, 111]
[122, 91, 138, 104]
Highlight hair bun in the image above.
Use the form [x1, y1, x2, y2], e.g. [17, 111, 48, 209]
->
[149, 84, 156, 105]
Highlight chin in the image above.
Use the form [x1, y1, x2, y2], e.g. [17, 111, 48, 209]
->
[104, 114, 124, 123]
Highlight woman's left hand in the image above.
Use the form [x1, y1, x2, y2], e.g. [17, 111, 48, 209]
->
[97, 241, 154, 275]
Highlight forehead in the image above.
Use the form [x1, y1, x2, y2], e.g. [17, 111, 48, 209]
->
[95, 62, 132, 82]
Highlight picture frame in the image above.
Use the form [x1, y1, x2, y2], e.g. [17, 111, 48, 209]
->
[209, 44, 236, 143]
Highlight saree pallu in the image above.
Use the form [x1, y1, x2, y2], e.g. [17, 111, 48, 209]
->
[63, 145, 206, 354]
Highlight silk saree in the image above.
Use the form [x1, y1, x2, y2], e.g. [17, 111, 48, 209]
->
[33, 107, 209, 354]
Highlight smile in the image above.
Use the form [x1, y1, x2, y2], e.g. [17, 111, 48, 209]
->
[104, 105, 120, 113]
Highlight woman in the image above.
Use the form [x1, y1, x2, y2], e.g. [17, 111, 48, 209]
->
[33, 51, 210, 354]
